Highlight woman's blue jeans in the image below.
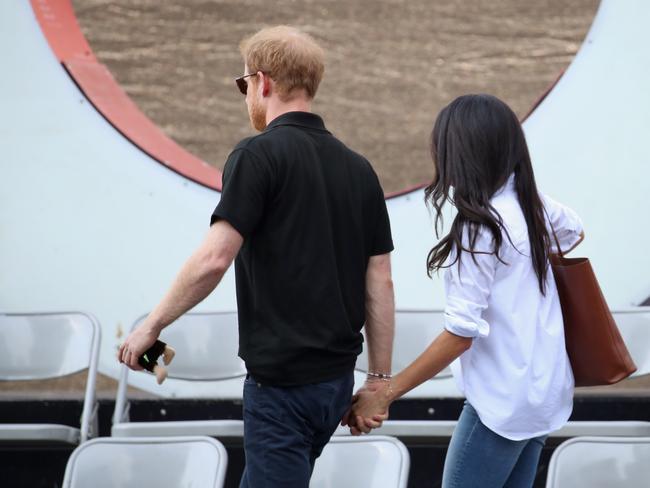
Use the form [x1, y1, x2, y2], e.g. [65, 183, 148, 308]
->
[442, 402, 547, 488]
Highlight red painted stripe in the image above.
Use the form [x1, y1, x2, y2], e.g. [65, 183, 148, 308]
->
[31, 0, 222, 191]
[31, 0, 95, 63]
[521, 69, 566, 123]
[65, 59, 222, 188]
[385, 183, 428, 199]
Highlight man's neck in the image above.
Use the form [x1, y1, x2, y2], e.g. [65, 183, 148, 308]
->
[265, 97, 312, 126]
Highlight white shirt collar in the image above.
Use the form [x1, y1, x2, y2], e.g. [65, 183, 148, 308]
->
[492, 173, 516, 199]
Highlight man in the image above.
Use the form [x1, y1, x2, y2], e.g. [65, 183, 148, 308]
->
[118, 25, 394, 487]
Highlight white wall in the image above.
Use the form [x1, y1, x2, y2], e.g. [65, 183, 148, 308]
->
[1, 0, 648, 397]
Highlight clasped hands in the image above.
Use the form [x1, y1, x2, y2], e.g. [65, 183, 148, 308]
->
[341, 379, 393, 435]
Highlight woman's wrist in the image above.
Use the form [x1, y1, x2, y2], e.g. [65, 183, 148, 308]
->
[365, 371, 403, 403]
[385, 374, 403, 403]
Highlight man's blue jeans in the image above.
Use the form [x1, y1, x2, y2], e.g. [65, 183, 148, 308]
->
[442, 402, 548, 488]
[239, 371, 355, 488]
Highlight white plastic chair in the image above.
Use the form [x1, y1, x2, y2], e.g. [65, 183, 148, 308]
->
[546, 436, 650, 487]
[62, 436, 227, 488]
[340, 307, 650, 441]
[310, 435, 409, 488]
[356, 310, 452, 379]
[334, 420, 650, 439]
[611, 307, 650, 378]
[354, 307, 650, 398]
[112, 312, 245, 438]
[357, 308, 650, 382]
[0, 312, 101, 444]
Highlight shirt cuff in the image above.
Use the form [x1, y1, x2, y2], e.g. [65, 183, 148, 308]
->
[210, 208, 250, 238]
[444, 313, 489, 339]
[555, 214, 584, 252]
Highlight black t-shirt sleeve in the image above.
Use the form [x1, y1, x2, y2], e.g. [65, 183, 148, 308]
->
[210, 147, 272, 238]
[368, 175, 394, 256]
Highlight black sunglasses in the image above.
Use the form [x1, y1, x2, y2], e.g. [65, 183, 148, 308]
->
[235, 72, 258, 95]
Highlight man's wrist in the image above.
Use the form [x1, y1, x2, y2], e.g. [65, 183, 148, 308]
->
[144, 312, 166, 335]
[366, 370, 392, 382]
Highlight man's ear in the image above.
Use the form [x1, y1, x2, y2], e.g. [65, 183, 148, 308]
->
[261, 73, 271, 97]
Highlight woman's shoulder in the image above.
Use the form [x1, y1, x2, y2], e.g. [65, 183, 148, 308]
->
[490, 196, 530, 249]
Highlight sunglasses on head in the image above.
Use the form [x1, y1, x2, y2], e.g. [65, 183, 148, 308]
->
[235, 72, 259, 95]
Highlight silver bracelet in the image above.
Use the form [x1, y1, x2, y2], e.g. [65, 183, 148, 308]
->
[367, 371, 392, 380]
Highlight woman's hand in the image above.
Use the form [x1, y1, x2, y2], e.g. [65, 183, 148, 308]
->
[342, 380, 392, 435]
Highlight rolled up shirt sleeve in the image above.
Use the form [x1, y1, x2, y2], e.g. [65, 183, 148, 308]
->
[443, 229, 497, 339]
[542, 194, 584, 253]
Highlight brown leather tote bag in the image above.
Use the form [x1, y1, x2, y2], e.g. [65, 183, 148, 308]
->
[549, 229, 636, 387]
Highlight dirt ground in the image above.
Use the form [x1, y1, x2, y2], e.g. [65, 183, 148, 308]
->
[71, 0, 600, 194]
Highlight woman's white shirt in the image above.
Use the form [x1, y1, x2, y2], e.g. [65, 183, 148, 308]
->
[445, 176, 583, 441]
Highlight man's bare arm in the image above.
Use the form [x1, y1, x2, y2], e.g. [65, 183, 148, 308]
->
[364, 253, 395, 376]
[341, 253, 395, 432]
[118, 220, 243, 369]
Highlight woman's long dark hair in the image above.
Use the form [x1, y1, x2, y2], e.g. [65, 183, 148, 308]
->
[425, 94, 551, 294]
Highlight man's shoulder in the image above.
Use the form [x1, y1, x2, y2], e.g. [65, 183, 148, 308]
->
[231, 127, 376, 177]
[344, 145, 379, 179]
[232, 134, 266, 154]
[232, 128, 296, 157]
[322, 135, 374, 171]
[224, 135, 276, 170]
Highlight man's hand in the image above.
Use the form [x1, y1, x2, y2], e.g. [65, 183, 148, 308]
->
[341, 380, 391, 435]
[115, 221, 243, 372]
[117, 318, 159, 371]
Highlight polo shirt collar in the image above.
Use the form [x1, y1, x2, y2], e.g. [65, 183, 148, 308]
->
[265, 111, 328, 132]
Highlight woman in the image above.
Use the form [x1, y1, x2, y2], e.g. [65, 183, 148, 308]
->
[348, 94, 584, 487]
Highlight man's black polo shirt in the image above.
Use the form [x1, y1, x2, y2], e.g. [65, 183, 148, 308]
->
[211, 111, 393, 386]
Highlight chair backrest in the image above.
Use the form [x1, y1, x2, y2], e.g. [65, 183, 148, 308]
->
[113, 311, 244, 424]
[147, 311, 244, 381]
[0, 312, 101, 442]
[611, 307, 650, 377]
[310, 436, 410, 488]
[546, 436, 650, 487]
[356, 308, 649, 381]
[356, 310, 451, 378]
[62, 436, 228, 488]
[0, 312, 99, 380]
